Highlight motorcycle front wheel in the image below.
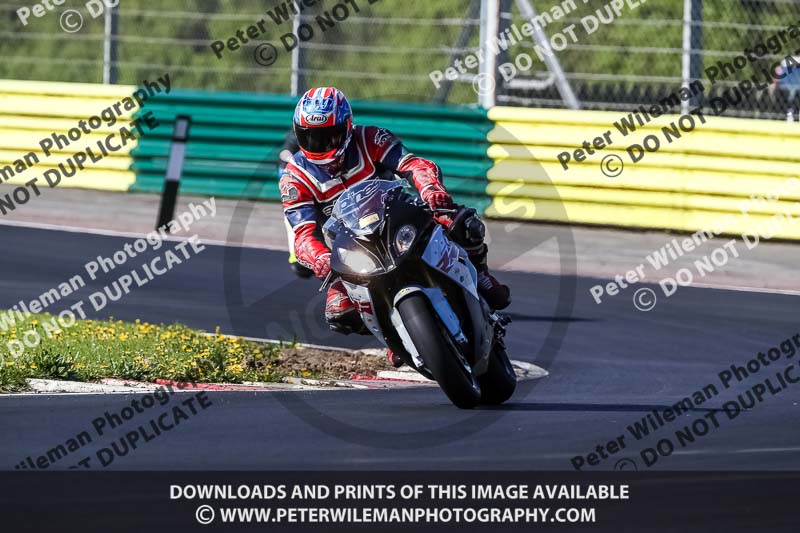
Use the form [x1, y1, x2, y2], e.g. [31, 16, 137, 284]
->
[478, 344, 517, 405]
[396, 293, 481, 409]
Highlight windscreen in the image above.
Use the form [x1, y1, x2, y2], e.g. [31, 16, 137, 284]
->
[330, 179, 408, 237]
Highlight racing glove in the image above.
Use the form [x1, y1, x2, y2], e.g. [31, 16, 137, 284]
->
[422, 186, 454, 211]
[312, 253, 332, 279]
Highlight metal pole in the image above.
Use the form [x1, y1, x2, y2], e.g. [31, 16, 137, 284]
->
[681, 0, 692, 115]
[681, 0, 703, 113]
[690, 0, 704, 110]
[495, 0, 513, 103]
[103, 5, 119, 84]
[514, 0, 579, 109]
[290, 14, 305, 96]
[478, 0, 500, 108]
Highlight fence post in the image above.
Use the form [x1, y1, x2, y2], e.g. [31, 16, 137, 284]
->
[681, 0, 703, 114]
[103, 4, 119, 84]
[157, 116, 192, 231]
[478, 0, 500, 108]
[290, 13, 306, 96]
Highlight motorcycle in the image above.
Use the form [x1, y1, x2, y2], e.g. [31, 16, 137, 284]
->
[322, 179, 516, 408]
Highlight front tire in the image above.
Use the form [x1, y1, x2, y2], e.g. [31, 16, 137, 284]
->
[396, 294, 481, 409]
[478, 344, 517, 404]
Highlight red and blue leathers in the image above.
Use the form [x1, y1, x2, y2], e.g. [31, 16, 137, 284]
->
[280, 125, 447, 273]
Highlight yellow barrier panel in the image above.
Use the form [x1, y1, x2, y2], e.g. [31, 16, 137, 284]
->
[0, 131, 138, 157]
[1, 169, 136, 191]
[0, 79, 138, 193]
[486, 182, 799, 216]
[488, 145, 800, 178]
[486, 198, 800, 240]
[488, 106, 800, 138]
[0, 79, 136, 97]
[486, 106, 800, 239]
[489, 122, 800, 163]
[488, 161, 800, 199]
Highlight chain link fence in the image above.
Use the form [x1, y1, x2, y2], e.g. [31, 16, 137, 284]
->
[1, 0, 798, 118]
[499, 0, 800, 119]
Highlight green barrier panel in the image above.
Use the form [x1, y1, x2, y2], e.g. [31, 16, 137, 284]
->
[132, 89, 493, 213]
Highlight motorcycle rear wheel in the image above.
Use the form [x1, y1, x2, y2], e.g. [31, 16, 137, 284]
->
[396, 293, 481, 409]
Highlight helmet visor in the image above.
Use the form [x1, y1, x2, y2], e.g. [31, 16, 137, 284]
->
[294, 122, 349, 154]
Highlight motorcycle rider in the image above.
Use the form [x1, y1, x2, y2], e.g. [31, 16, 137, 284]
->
[280, 87, 511, 356]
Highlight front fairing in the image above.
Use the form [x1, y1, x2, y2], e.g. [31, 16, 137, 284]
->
[324, 180, 433, 279]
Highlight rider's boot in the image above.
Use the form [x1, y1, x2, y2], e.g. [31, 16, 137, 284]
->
[325, 281, 368, 334]
[437, 208, 511, 311]
[467, 244, 511, 311]
[388, 349, 404, 368]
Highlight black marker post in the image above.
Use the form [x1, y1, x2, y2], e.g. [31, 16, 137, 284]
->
[156, 115, 192, 231]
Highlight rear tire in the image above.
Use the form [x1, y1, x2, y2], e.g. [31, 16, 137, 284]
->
[478, 344, 517, 405]
[396, 293, 481, 409]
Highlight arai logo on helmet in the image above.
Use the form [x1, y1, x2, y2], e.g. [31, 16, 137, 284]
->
[305, 114, 328, 125]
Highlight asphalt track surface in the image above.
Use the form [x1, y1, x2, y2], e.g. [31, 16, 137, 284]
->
[1, 225, 799, 470]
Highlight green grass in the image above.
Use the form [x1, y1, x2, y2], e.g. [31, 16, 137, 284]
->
[0, 313, 313, 393]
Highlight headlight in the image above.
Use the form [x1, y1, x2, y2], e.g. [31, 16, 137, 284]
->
[394, 225, 417, 254]
[338, 248, 379, 274]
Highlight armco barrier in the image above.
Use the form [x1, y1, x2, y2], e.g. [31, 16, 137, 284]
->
[0, 79, 138, 192]
[131, 90, 494, 212]
[485, 106, 800, 239]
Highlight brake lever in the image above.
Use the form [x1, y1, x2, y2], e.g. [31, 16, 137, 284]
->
[318, 270, 334, 292]
[421, 204, 458, 215]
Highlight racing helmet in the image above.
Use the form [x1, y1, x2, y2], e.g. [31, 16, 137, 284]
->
[293, 87, 353, 165]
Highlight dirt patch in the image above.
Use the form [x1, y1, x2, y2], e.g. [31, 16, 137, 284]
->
[264, 347, 392, 380]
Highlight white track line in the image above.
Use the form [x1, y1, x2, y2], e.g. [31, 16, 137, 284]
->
[0, 218, 281, 251]
[690, 282, 800, 296]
